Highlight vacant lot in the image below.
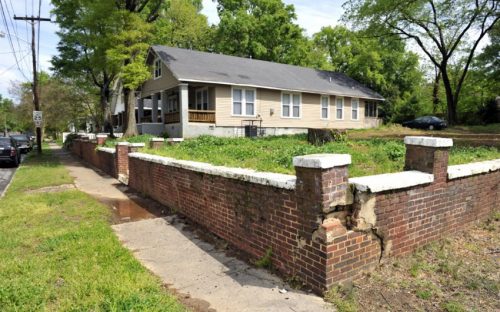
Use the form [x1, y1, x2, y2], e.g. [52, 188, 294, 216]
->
[326, 212, 500, 312]
[115, 133, 499, 177]
[0, 150, 185, 311]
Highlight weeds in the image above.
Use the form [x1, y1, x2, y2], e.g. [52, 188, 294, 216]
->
[255, 248, 273, 269]
[324, 285, 358, 312]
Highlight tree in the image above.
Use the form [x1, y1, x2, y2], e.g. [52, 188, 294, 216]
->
[312, 26, 424, 122]
[9, 73, 95, 138]
[51, 0, 120, 133]
[108, 12, 154, 137]
[111, 0, 165, 137]
[214, 0, 313, 66]
[344, 0, 499, 125]
[153, 0, 212, 50]
[0, 95, 16, 136]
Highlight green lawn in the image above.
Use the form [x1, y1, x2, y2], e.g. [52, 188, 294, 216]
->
[0, 149, 186, 311]
[135, 134, 499, 177]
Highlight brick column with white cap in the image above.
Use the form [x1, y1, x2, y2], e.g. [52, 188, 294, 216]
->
[404, 136, 453, 183]
[293, 154, 351, 239]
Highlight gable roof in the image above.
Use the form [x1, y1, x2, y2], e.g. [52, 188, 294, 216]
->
[150, 45, 384, 101]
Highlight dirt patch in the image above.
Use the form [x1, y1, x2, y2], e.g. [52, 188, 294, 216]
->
[329, 212, 500, 311]
[163, 284, 217, 312]
[25, 184, 76, 194]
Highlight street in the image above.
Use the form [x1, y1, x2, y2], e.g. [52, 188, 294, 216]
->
[0, 155, 25, 196]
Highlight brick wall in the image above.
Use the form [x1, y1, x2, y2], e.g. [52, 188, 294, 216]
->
[70, 137, 500, 293]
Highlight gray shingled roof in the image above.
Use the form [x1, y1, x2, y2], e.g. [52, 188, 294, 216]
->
[151, 45, 384, 101]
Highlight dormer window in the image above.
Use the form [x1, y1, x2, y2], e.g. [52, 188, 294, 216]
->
[154, 58, 162, 79]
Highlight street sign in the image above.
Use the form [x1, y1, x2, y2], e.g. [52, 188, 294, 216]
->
[33, 111, 42, 128]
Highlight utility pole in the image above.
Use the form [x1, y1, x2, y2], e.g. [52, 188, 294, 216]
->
[13, 15, 51, 154]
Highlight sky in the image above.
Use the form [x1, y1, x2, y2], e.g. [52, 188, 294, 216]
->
[0, 0, 344, 100]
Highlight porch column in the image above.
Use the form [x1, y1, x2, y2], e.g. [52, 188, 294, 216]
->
[137, 98, 144, 123]
[179, 83, 189, 138]
[152, 93, 159, 123]
[161, 90, 168, 124]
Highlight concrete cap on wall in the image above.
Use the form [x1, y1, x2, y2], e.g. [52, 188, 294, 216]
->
[167, 138, 184, 142]
[96, 134, 108, 138]
[150, 138, 165, 142]
[129, 143, 146, 147]
[116, 142, 130, 146]
[404, 136, 453, 147]
[293, 154, 351, 169]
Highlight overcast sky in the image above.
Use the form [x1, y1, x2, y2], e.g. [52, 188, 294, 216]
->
[0, 0, 344, 100]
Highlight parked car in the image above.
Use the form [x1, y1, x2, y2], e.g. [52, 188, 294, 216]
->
[402, 116, 447, 130]
[10, 134, 32, 153]
[0, 137, 21, 167]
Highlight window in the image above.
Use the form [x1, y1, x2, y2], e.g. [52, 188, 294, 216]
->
[196, 88, 209, 110]
[154, 59, 162, 79]
[351, 98, 359, 120]
[282, 93, 301, 118]
[232, 88, 255, 116]
[167, 94, 178, 112]
[336, 97, 344, 120]
[321, 96, 329, 119]
[365, 102, 377, 117]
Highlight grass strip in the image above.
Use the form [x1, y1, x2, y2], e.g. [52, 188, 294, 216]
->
[0, 148, 186, 311]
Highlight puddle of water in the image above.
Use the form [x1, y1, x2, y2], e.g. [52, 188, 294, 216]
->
[100, 197, 168, 224]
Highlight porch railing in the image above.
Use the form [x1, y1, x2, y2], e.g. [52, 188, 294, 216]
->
[189, 110, 215, 123]
[164, 112, 180, 124]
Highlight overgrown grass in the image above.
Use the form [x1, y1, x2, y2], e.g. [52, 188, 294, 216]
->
[129, 134, 498, 177]
[447, 123, 500, 134]
[0, 149, 186, 311]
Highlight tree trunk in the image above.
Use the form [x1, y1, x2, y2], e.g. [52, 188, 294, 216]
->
[432, 68, 441, 114]
[441, 68, 458, 125]
[123, 87, 138, 137]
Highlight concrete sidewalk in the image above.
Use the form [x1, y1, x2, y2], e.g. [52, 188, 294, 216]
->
[51, 145, 332, 312]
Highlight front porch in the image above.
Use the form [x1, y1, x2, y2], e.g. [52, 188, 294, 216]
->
[136, 83, 216, 137]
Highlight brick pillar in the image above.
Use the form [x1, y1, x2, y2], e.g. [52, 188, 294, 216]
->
[293, 154, 352, 239]
[404, 136, 452, 183]
[96, 134, 107, 145]
[115, 142, 145, 182]
[115, 143, 130, 179]
[293, 154, 352, 292]
[149, 138, 165, 149]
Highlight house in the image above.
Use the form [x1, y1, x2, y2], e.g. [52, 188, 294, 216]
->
[112, 46, 384, 138]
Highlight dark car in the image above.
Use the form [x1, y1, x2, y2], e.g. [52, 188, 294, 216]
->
[402, 116, 447, 130]
[10, 134, 32, 153]
[0, 137, 21, 167]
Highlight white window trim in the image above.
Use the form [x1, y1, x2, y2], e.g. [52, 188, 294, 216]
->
[281, 92, 302, 119]
[153, 58, 162, 80]
[231, 86, 257, 117]
[320, 95, 330, 120]
[351, 98, 360, 121]
[335, 96, 344, 120]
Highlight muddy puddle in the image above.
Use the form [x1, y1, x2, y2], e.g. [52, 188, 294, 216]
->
[100, 194, 170, 224]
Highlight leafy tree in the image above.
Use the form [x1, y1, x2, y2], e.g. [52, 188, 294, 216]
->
[9, 73, 95, 138]
[112, 0, 166, 137]
[51, 0, 120, 133]
[313, 26, 424, 122]
[344, 0, 499, 125]
[214, 0, 313, 66]
[153, 0, 212, 50]
[0, 95, 17, 136]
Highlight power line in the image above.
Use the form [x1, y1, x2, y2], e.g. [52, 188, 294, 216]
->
[5, 0, 32, 76]
[13, 14, 51, 155]
[0, 50, 30, 76]
[0, 0, 31, 80]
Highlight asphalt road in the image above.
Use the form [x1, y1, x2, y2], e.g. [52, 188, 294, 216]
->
[0, 155, 26, 196]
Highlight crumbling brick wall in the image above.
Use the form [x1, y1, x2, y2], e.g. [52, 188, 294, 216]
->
[70, 137, 500, 293]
